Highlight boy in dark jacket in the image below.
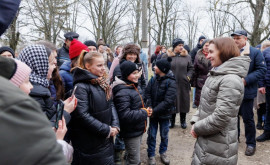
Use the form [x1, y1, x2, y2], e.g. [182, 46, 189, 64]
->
[112, 60, 152, 165]
[145, 57, 177, 165]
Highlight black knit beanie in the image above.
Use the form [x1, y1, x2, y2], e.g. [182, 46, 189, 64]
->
[155, 57, 172, 74]
[0, 46, 15, 58]
[120, 60, 139, 80]
[172, 38, 184, 50]
[84, 40, 97, 48]
[0, 56, 16, 79]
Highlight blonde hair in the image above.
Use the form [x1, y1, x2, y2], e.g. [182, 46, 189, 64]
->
[77, 50, 103, 69]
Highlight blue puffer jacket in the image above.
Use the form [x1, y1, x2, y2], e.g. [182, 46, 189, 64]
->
[59, 61, 73, 93]
[241, 43, 266, 99]
[258, 47, 270, 87]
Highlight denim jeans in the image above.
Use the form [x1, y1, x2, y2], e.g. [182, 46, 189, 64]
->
[193, 88, 196, 103]
[114, 134, 125, 151]
[264, 86, 270, 131]
[147, 118, 170, 157]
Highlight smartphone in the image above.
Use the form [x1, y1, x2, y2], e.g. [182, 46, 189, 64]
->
[71, 86, 77, 98]
[55, 100, 64, 130]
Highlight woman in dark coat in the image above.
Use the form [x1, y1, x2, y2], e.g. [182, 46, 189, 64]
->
[70, 51, 119, 165]
[192, 39, 212, 107]
[163, 38, 194, 129]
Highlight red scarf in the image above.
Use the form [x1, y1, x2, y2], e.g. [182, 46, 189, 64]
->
[202, 50, 208, 57]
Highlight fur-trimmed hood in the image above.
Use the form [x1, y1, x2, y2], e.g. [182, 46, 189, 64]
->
[167, 47, 188, 57]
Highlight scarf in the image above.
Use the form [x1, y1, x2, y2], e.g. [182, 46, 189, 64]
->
[202, 50, 208, 57]
[90, 76, 111, 100]
[18, 45, 50, 87]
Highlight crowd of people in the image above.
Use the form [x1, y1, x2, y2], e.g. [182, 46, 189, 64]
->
[1, 1, 270, 165]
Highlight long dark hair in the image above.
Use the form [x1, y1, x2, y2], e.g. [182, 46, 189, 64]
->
[51, 68, 65, 100]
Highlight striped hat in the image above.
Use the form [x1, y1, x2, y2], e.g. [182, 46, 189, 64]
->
[10, 59, 32, 87]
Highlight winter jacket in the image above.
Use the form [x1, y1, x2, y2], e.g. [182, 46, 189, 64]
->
[30, 83, 71, 125]
[0, 0, 21, 36]
[241, 42, 266, 99]
[192, 49, 212, 106]
[57, 44, 70, 67]
[0, 76, 66, 165]
[112, 77, 148, 138]
[258, 47, 270, 87]
[59, 61, 73, 93]
[49, 80, 58, 107]
[69, 67, 119, 165]
[190, 43, 202, 63]
[113, 63, 146, 95]
[190, 56, 250, 165]
[144, 71, 177, 119]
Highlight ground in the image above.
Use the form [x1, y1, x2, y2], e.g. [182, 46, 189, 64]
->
[138, 105, 270, 165]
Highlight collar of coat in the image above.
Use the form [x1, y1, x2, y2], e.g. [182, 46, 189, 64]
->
[167, 47, 188, 57]
[240, 42, 250, 56]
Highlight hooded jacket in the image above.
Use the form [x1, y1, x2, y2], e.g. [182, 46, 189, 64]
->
[144, 71, 176, 119]
[0, 76, 66, 165]
[59, 61, 73, 93]
[69, 67, 119, 165]
[112, 77, 148, 138]
[190, 56, 250, 165]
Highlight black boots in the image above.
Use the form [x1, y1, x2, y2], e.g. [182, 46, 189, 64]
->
[180, 113, 187, 129]
[256, 131, 270, 142]
[169, 114, 176, 128]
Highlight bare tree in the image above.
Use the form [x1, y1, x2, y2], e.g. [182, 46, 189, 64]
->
[26, 0, 71, 44]
[180, 4, 201, 49]
[81, 0, 130, 47]
[220, 0, 270, 45]
[150, 0, 181, 45]
[207, 0, 232, 38]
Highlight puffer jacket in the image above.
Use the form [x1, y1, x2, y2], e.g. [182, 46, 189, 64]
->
[190, 56, 250, 165]
[112, 63, 146, 95]
[112, 77, 148, 138]
[144, 71, 176, 119]
[30, 83, 71, 125]
[59, 61, 73, 93]
[69, 67, 119, 165]
[258, 47, 270, 87]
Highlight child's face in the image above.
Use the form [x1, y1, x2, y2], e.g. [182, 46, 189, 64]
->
[19, 77, 33, 95]
[127, 70, 140, 83]
[86, 57, 105, 77]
